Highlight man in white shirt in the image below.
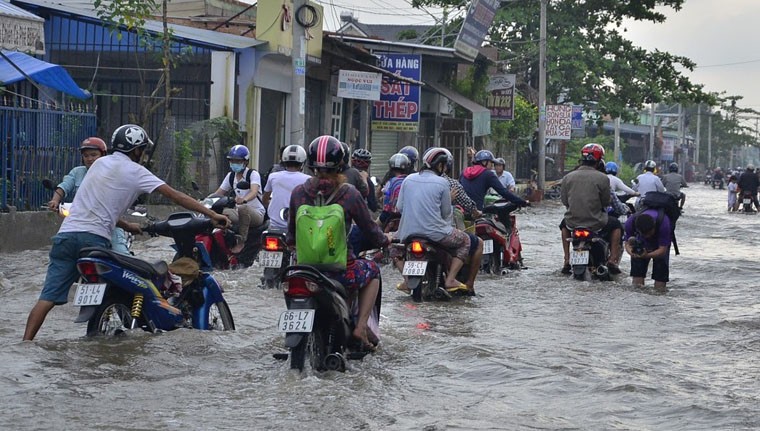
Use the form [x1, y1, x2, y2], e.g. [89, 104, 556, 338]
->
[493, 158, 516, 192]
[605, 161, 638, 196]
[263, 145, 311, 230]
[633, 159, 665, 209]
[23, 124, 230, 341]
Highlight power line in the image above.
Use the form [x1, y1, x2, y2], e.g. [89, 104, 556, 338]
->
[696, 58, 760, 68]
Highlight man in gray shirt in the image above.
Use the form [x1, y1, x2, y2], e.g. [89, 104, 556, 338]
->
[661, 162, 687, 209]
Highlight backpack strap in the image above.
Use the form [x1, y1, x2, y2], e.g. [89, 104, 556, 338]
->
[228, 168, 255, 189]
[317, 183, 349, 206]
[654, 207, 679, 256]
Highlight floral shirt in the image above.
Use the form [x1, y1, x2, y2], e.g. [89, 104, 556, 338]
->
[443, 173, 477, 215]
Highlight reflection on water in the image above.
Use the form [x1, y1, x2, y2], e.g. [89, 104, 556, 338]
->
[0, 185, 758, 430]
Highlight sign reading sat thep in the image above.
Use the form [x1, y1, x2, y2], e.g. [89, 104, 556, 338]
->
[371, 54, 421, 132]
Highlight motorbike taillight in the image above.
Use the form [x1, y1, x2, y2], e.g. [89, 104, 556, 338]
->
[573, 229, 591, 239]
[285, 277, 318, 296]
[77, 261, 101, 283]
[264, 236, 282, 251]
[410, 240, 424, 255]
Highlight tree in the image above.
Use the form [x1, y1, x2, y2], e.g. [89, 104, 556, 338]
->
[413, 0, 713, 120]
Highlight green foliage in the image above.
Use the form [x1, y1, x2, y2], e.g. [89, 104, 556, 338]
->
[491, 94, 538, 156]
[396, 29, 419, 41]
[94, 0, 159, 40]
[173, 128, 194, 190]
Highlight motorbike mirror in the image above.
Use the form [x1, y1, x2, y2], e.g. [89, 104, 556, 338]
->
[191, 181, 200, 192]
[236, 180, 251, 190]
[42, 179, 55, 191]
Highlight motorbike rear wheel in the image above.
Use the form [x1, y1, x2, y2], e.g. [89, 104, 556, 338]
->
[290, 327, 328, 372]
[207, 301, 235, 330]
[87, 297, 134, 336]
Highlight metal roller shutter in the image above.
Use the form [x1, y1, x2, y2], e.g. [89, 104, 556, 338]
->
[369, 131, 399, 178]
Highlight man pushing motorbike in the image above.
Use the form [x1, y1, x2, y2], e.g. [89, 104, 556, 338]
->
[23, 124, 230, 341]
[559, 143, 623, 275]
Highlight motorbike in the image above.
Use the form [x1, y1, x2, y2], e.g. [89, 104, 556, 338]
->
[258, 228, 293, 289]
[740, 190, 756, 213]
[475, 199, 524, 275]
[712, 177, 725, 189]
[273, 264, 379, 372]
[74, 211, 235, 336]
[402, 237, 473, 302]
[567, 227, 612, 281]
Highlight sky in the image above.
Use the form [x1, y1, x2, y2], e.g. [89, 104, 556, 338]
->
[274, 0, 760, 114]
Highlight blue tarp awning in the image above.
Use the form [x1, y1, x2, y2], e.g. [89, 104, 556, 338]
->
[0, 50, 91, 99]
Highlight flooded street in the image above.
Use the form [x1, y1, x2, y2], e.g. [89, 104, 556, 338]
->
[1, 184, 758, 430]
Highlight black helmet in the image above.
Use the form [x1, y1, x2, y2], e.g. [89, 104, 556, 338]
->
[351, 148, 372, 161]
[668, 162, 679, 173]
[111, 124, 152, 153]
[308, 135, 344, 170]
[340, 142, 350, 165]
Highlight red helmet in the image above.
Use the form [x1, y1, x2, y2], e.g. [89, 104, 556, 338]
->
[80, 137, 107, 155]
[580, 143, 605, 162]
[307, 135, 344, 170]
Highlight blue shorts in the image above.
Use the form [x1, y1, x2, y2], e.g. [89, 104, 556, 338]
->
[40, 232, 111, 305]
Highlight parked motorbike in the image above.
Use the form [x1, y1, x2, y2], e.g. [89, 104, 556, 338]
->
[74, 211, 235, 336]
[402, 237, 472, 302]
[475, 199, 524, 275]
[273, 264, 379, 372]
[567, 227, 612, 281]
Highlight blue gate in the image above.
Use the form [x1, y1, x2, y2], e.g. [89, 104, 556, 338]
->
[1, 100, 96, 211]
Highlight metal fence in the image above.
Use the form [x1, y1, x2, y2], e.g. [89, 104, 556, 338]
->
[1, 100, 97, 211]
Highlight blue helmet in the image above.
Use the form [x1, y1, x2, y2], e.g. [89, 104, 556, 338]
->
[605, 161, 618, 175]
[473, 149, 494, 164]
[399, 146, 419, 166]
[227, 144, 250, 160]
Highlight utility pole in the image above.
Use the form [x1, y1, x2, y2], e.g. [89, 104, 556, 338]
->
[537, 0, 547, 192]
[614, 117, 620, 163]
[695, 103, 701, 165]
[678, 103, 684, 173]
[290, 0, 307, 147]
[707, 107, 712, 168]
[649, 103, 655, 160]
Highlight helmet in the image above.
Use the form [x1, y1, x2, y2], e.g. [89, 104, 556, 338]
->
[281, 145, 307, 164]
[340, 142, 351, 165]
[308, 135, 344, 170]
[227, 144, 250, 161]
[605, 161, 618, 175]
[399, 146, 419, 166]
[80, 137, 107, 155]
[580, 143, 605, 162]
[493, 157, 506, 166]
[643, 160, 657, 171]
[668, 162, 679, 173]
[351, 148, 372, 161]
[473, 149, 494, 164]
[422, 147, 452, 171]
[747, 164, 755, 171]
[111, 124, 151, 153]
[388, 153, 411, 170]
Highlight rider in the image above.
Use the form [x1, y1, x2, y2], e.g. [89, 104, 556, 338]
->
[661, 162, 688, 209]
[737, 164, 760, 211]
[396, 147, 484, 295]
[23, 124, 230, 341]
[351, 148, 377, 212]
[46, 137, 131, 254]
[287, 135, 390, 349]
[263, 145, 310, 231]
[460, 149, 528, 210]
[378, 153, 411, 229]
[440, 149, 481, 227]
[209, 145, 266, 248]
[492, 157, 516, 192]
[605, 161, 637, 196]
[378, 145, 418, 198]
[559, 143, 622, 275]
[633, 160, 665, 210]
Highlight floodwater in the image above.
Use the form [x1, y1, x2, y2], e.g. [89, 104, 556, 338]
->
[1, 184, 758, 430]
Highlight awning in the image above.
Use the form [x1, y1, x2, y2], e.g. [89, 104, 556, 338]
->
[0, 50, 90, 99]
[0, 1, 45, 54]
[425, 80, 490, 137]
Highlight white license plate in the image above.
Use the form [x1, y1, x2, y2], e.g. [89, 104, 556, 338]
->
[277, 309, 315, 333]
[743, 199, 751, 204]
[402, 260, 428, 276]
[72, 283, 107, 306]
[260, 251, 284, 268]
[569, 250, 589, 265]
[482, 239, 494, 254]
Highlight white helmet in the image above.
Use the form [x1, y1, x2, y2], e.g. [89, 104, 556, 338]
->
[281, 145, 307, 164]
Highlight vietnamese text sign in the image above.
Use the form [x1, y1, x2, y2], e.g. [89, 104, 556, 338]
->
[371, 54, 421, 132]
[337, 70, 382, 100]
[571, 105, 584, 129]
[545, 105, 572, 140]
[453, 0, 499, 62]
[661, 137, 675, 161]
[0, 15, 45, 54]
[486, 73, 515, 120]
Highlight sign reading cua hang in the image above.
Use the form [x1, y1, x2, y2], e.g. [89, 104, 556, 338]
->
[0, 2, 45, 55]
[371, 54, 421, 132]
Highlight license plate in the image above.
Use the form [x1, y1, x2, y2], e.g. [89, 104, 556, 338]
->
[259, 251, 284, 268]
[569, 250, 589, 265]
[482, 239, 494, 254]
[277, 309, 315, 332]
[743, 199, 751, 204]
[72, 283, 107, 306]
[402, 260, 428, 276]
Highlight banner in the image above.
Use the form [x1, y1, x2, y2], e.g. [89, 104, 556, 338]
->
[453, 0, 499, 62]
[337, 70, 381, 100]
[571, 105, 584, 129]
[662, 137, 676, 161]
[371, 54, 421, 132]
[486, 73, 515, 120]
[545, 105, 572, 140]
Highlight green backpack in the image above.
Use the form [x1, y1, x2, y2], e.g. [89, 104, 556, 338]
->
[295, 184, 349, 271]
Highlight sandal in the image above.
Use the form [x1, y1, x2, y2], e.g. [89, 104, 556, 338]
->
[445, 283, 469, 293]
[396, 282, 410, 294]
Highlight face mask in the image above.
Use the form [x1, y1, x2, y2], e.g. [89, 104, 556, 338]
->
[230, 163, 245, 173]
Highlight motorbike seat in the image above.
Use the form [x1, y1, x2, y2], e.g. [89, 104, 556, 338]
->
[79, 247, 169, 278]
[475, 217, 510, 235]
